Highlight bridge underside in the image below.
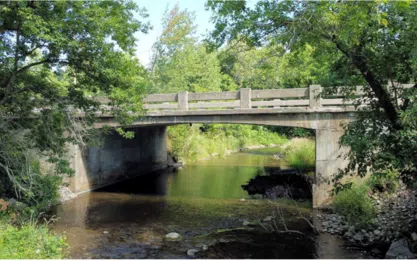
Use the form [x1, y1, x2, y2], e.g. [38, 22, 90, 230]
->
[94, 108, 357, 130]
[87, 109, 355, 208]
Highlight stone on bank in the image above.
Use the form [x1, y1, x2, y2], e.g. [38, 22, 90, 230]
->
[385, 238, 415, 259]
[164, 232, 182, 242]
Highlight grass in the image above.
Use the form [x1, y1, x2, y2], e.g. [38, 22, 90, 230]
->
[167, 124, 288, 164]
[0, 215, 68, 259]
[280, 138, 315, 169]
[332, 184, 376, 228]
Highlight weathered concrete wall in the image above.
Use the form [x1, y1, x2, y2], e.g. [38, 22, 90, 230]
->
[313, 121, 351, 208]
[68, 126, 168, 194]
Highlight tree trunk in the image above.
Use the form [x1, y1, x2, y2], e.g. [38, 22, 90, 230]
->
[351, 54, 401, 129]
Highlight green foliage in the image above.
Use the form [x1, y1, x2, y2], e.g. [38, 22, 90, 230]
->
[280, 138, 315, 169]
[207, 0, 417, 187]
[0, 1, 150, 203]
[217, 41, 282, 90]
[217, 40, 336, 90]
[0, 217, 68, 259]
[272, 127, 315, 139]
[332, 184, 377, 228]
[150, 4, 225, 93]
[367, 168, 400, 194]
[167, 124, 287, 164]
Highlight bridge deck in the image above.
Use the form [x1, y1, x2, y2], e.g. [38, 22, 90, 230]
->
[95, 84, 412, 116]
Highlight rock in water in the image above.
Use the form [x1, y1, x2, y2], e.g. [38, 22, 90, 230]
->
[353, 232, 364, 241]
[58, 186, 76, 202]
[196, 243, 208, 251]
[385, 238, 415, 259]
[187, 249, 199, 257]
[164, 232, 182, 242]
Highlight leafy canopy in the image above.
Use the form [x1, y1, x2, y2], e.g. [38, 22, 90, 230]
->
[150, 4, 225, 93]
[0, 0, 150, 204]
[207, 0, 417, 184]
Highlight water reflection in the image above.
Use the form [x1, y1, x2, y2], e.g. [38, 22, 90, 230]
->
[51, 148, 371, 259]
[167, 165, 264, 199]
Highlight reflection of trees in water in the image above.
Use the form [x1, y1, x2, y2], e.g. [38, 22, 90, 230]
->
[199, 230, 317, 259]
[53, 188, 169, 230]
[84, 195, 168, 229]
[167, 165, 263, 199]
[98, 168, 173, 196]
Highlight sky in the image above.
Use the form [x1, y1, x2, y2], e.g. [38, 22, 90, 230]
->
[133, 0, 215, 68]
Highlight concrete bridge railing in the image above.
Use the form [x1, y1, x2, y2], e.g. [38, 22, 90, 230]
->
[95, 84, 413, 113]
[142, 85, 364, 111]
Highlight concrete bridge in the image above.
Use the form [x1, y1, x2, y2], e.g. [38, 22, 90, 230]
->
[68, 85, 408, 208]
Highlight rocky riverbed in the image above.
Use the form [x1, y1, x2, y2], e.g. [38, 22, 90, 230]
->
[319, 185, 417, 258]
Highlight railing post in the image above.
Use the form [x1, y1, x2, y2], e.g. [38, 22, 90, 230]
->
[178, 91, 188, 110]
[240, 88, 251, 109]
[309, 85, 321, 108]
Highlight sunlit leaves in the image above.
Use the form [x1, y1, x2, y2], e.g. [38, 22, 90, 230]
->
[208, 0, 417, 184]
[151, 5, 224, 93]
[0, 0, 151, 201]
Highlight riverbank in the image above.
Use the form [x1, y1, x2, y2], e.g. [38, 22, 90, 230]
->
[0, 200, 68, 259]
[167, 124, 288, 164]
[167, 124, 316, 171]
[319, 183, 417, 258]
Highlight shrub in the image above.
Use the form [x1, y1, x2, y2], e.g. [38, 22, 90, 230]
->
[367, 168, 400, 194]
[0, 217, 68, 259]
[167, 124, 288, 163]
[332, 184, 376, 228]
[281, 138, 315, 169]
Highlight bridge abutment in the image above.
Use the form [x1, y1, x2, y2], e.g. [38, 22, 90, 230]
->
[68, 126, 168, 194]
[313, 128, 349, 208]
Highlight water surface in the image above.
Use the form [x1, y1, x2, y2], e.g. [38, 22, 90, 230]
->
[52, 148, 371, 259]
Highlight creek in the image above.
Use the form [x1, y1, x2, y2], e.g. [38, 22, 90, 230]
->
[51, 148, 371, 259]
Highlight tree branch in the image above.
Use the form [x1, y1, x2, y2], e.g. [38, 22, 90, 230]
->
[15, 59, 51, 74]
[329, 35, 401, 129]
[401, 83, 417, 111]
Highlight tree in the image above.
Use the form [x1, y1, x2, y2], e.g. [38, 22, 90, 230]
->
[0, 1, 150, 205]
[217, 41, 282, 90]
[207, 1, 417, 183]
[218, 40, 334, 89]
[150, 4, 226, 93]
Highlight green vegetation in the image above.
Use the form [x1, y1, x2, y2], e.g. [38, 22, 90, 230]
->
[0, 217, 67, 259]
[332, 184, 377, 228]
[0, 199, 67, 259]
[0, 1, 150, 258]
[280, 138, 315, 169]
[207, 0, 417, 225]
[168, 124, 287, 164]
[367, 169, 401, 194]
[0, 0, 415, 254]
[150, 5, 228, 94]
[0, 0, 150, 210]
